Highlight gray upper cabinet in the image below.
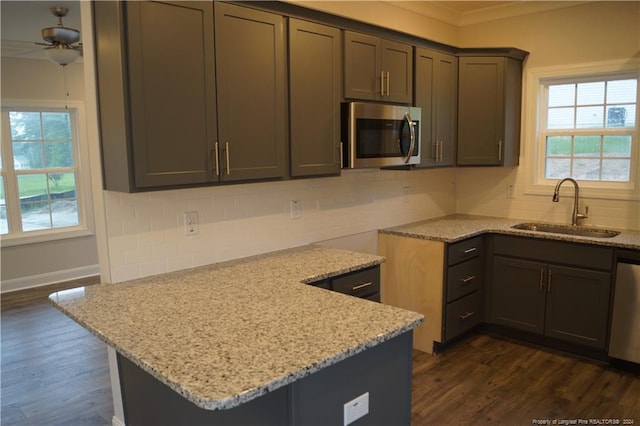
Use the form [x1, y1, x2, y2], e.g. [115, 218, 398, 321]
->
[214, 3, 287, 182]
[344, 31, 413, 104]
[414, 48, 457, 168]
[289, 19, 341, 177]
[94, 1, 217, 191]
[457, 52, 526, 166]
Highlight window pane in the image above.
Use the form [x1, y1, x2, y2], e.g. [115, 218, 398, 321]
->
[46, 142, 74, 168]
[577, 81, 604, 105]
[576, 106, 604, 128]
[603, 135, 632, 157]
[606, 105, 636, 128]
[0, 176, 6, 235]
[17, 174, 48, 198]
[51, 199, 79, 227]
[48, 172, 76, 196]
[607, 79, 637, 104]
[602, 159, 630, 182]
[545, 158, 571, 179]
[573, 158, 600, 180]
[9, 111, 42, 140]
[548, 107, 575, 129]
[13, 141, 44, 169]
[548, 84, 575, 107]
[546, 136, 572, 156]
[42, 112, 72, 140]
[20, 199, 52, 231]
[574, 135, 601, 157]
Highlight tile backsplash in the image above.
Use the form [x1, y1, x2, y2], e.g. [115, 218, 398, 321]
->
[105, 168, 457, 282]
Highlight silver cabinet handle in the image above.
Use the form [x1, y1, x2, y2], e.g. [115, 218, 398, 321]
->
[380, 70, 385, 96]
[461, 276, 476, 284]
[539, 268, 544, 291]
[459, 311, 475, 320]
[386, 71, 390, 96]
[214, 142, 220, 176]
[352, 282, 373, 291]
[498, 140, 503, 162]
[225, 142, 231, 175]
[463, 247, 477, 254]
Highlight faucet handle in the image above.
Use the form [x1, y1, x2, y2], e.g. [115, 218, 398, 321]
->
[577, 205, 589, 223]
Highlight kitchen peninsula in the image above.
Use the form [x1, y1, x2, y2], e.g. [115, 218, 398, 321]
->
[50, 246, 423, 425]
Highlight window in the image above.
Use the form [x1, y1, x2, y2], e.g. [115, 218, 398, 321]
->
[524, 60, 640, 200]
[1, 105, 91, 243]
[543, 78, 636, 182]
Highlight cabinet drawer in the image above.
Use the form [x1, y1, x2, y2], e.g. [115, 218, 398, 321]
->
[445, 291, 482, 341]
[448, 236, 483, 266]
[447, 257, 483, 302]
[493, 235, 613, 271]
[332, 267, 380, 299]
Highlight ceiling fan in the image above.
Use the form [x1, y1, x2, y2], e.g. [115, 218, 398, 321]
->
[36, 6, 82, 66]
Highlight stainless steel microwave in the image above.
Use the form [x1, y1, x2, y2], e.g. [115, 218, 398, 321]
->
[341, 102, 421, 169]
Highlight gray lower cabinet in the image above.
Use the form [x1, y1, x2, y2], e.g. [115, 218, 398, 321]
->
[117, 331, 413, 425]
[457, 51, 527, 167]
[93, 1, 286, 192]
[344, 31, 413, 104]
[214, 3, 287, 182]
[414, 48, 457, 168]
[443, 237, 484, 342]
[490, 235, 613, 350]
[289, 19, 341, 177]
[94, 1, 217, 191]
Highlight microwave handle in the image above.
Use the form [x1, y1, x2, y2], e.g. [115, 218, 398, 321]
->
[401, 112, 416, 164]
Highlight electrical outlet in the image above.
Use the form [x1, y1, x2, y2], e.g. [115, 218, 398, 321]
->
[290, 200, 301, 220]
[183, 211, 199, 235]
[506, 185, 515, 199]
[343, 392, 369, 426]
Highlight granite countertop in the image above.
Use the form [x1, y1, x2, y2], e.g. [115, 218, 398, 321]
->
[380, 214, 640, 250]
[49, 245, 423, 411]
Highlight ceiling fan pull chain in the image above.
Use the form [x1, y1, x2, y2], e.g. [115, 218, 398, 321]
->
[63, 65, 70, 109]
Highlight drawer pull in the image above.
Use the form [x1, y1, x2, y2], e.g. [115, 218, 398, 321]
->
[463, 247, 477, 254]
[352, 282, 373, 291]
[459, 311, 475, 320]
[461, 275, 476, 284]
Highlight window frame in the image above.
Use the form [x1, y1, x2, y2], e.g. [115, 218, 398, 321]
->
[523, 59, 640, 201]
[0, 100, 94, 246]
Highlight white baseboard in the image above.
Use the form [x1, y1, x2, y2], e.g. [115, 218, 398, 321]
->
[0, 264, 100, 293]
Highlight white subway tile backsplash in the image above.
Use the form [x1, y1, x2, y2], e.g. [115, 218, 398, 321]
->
[104, 168, 457, 282]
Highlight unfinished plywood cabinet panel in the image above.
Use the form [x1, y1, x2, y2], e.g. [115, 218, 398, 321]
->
[379, 234, 444, 354]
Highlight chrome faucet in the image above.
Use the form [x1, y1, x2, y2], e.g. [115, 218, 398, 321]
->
[552, 178, 588, 226]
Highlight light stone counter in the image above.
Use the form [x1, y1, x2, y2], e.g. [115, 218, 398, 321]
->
[49, 245, 423, 411]
[380, 214, 640, 250]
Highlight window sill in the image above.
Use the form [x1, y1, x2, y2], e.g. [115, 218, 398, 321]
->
[524, 182, 639, 201]
[0, 227, 95, 247]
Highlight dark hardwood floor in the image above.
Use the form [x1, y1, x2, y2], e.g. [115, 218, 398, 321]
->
[2, 282, 639, 425]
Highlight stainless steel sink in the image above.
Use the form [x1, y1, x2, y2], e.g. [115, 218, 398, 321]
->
[511, 223, 620, 238]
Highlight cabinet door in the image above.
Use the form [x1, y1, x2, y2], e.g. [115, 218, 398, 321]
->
[126, 1, 216, 188]
[289, 19, 341, 177]
[415, 49, 457, 168]
[381, 39, 413, 104]
[491, 256, 547, 334]
[214, 3, 287, 182]
[457, 56, 505, 166]
[544, 265, 611, 349]
[344, 31, 381, 101]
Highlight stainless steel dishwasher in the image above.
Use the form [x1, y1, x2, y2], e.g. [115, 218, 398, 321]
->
[609, 250, 640, 364]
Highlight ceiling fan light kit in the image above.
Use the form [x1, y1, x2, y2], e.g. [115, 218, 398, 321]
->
[39, 6, 82, 66]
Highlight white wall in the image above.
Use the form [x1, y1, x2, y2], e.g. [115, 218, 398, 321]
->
[0, 58, 99, 291]
[454, 1, 640, 230]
